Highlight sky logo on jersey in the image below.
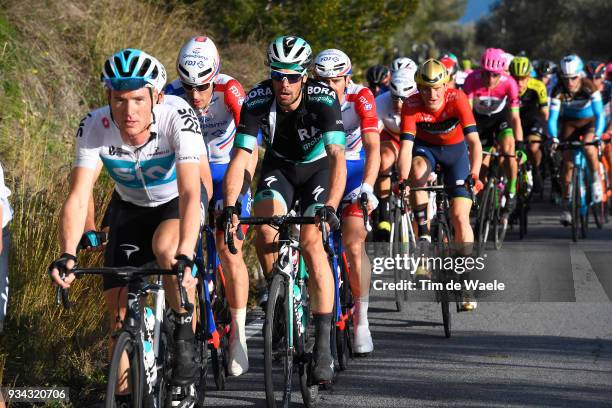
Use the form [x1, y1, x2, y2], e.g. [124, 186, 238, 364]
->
[101, 155, 177, 188]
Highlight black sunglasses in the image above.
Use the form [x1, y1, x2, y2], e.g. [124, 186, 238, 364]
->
[270, 70, 303, 84]
[181, 82, 212, 92]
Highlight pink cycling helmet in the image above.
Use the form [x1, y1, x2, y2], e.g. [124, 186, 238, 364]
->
[606, 62, 612, 80]
[481, 48, 506, 74]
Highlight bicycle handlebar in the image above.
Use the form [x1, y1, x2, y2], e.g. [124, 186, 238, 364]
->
[359, 193, 372, 232]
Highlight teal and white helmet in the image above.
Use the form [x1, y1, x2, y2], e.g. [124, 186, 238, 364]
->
[266, 36, 312, 74]
[101, 48, 160, 91]
[314, 49, 352, 78]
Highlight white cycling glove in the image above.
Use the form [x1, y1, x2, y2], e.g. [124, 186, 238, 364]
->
[353, 182, 379, 211]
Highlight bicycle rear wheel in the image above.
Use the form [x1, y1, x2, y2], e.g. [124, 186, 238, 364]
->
[391, 205, 405, 312]
[436, 218, 453, 338]
[477, 181, 493, 254]
[494, 188, 507, 250]
[297, 275, 318, 408]
[195, 273, 209, 406]
[264, 274, 291, 408]
[571, 168, 580, 242]
[105, 331, 143, 408]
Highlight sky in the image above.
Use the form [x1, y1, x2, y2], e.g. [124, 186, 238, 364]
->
[459, 0, 497, 24]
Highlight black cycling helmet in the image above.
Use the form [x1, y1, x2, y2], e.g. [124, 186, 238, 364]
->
[536, 59, 555, 77]
[586, 60, 606, 80]
[366, 64, 390, 87]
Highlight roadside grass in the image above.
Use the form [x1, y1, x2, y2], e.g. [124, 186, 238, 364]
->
[0, 0, 266, 404]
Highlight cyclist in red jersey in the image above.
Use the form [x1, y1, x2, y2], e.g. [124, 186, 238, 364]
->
[398, 59, 483, 248]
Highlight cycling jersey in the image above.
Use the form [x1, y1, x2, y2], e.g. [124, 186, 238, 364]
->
[400, 88, 477, 145]
[165, 73, 245, 164]
[602, 80, 612, 121]
[340, 81, 379, 160]
[234, 78, 345, 163]
[518, 77, 548, 123]
[463, 69, 520, 116]
[75, 104, 205, 207]
[547, 79, 605, 139]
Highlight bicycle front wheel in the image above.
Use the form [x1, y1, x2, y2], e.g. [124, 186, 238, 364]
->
[105, 331, 143, 408]
[264, 273, 291, 408]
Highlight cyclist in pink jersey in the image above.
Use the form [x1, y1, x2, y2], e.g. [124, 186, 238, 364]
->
[463, 48, 523, 212]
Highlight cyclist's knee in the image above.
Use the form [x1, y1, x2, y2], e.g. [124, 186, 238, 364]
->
[409, 157, 429, 184]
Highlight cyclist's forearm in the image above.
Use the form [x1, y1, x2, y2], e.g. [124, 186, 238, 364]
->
[325, 144, 347, 209]
[224, 148, 250, 207]
[466, 132, 483, 175]
[398, 140, 413, 181]
[511, 110, 523, 142]
[540, 107, 549, 122]
[177, 188, 200, 256]
[362, 132, 380, 186]
[199, 156, 213, 201]
[60, 194, 88, 255]
[84, 162, 103, 231]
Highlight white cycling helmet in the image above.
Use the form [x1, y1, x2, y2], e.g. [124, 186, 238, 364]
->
[314, 49, 352, 78]
[390, 57, 417, 73]
[389, 68, 417, 98]
[176, 36, 220, 86]
[150, 57, 167, 93]
[502, 52, 514, 70]
[559, 54, 584, 77]
[266, 35, 312, 74]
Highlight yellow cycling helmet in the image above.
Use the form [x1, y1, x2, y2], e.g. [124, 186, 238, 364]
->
[415, 59, 449, 87]
[509, 56, 532, 78]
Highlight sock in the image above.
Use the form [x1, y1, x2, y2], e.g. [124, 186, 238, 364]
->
[229, 307, 248, 375]
[313, 313, 332, 356]
[354, 297, 369, 326]
[173, 310, 195, 342]
[414, 206, 429, 237]
[508, 177, 517, 195]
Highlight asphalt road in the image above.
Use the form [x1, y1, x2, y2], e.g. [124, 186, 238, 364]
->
[203, 197, 612, 408]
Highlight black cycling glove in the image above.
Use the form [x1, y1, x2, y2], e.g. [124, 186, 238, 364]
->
[316, 205, 340, 231]
[48, 253, 77, 280]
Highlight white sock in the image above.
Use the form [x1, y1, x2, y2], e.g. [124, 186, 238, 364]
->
[354, 297, 369, 327]
[229, 307, 248, 376]
[353, 297, 373, 353]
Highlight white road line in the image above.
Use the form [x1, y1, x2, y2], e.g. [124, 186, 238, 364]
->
[570, 246, 608, 302]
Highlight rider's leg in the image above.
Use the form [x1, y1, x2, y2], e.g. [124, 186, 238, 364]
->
[375, 140, 398, 239]
[583, 131, 603, 202]
[527, 134, 544, 191]
[499, 130, 517, 205]
[409, 155, 432, 240]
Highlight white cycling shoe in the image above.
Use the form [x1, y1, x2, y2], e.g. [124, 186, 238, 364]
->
[592, 181, 604, 203]
[559, 211, 572, 226]
[228, 308, 249, 376]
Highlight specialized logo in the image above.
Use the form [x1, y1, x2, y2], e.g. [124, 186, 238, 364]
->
[312, 185, 325, 201]
[120, 244, 140, 260]
[265, 176, 277, 187]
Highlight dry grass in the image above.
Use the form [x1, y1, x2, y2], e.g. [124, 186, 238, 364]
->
[0, 0, 267, 404]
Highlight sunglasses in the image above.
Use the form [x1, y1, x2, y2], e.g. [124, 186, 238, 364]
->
[392, 95, 407, 102]
[181, 82, 212, 92]
[562, 76, 579, 81]
[270, 70, 303, 84]
[484, 71, 501, 78]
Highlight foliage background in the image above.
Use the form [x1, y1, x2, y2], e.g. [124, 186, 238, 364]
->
[1, 0, 610, 405]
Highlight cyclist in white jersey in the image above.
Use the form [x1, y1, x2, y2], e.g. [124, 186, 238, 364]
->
[165, 36, 257, 376]
[374, 68, 417, 239]
[314, 49, 380, 355]
[48, 49, 205, 407]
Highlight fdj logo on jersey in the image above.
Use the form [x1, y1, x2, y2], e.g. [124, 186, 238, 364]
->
[101, 155, 177, 188]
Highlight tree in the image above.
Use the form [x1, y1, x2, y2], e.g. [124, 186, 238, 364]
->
[476, 0, 612, 61]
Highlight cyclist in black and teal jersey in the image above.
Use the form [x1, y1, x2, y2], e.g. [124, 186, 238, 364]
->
[509, 56, 549, 192]
[220, 36, 347, 384]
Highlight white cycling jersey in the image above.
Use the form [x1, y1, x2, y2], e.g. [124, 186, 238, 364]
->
[375, 91, 402, 139]
[75, 103, 205, 207]
[340, 81, 379, 160]
[165, 73, 245, 164]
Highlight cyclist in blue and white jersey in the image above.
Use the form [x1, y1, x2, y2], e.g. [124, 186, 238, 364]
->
[314, 49, 380, 355]
[165, 36, 257, 377]
[49, 49, 205, 406]
[548, 55, 606, 224]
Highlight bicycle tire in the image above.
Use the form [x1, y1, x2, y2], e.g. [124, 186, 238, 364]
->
[105, 331, 143, 408]
[571, 168, 579, 242]
[264, 273, 291, 408]
[195, 275, 209, 406]
[477, 181, 493, 253]
[441, 288, 451, 338]
[391, 205, 405, 312]
[493, 187, 507, 250]
[211, 337, 227, 391]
